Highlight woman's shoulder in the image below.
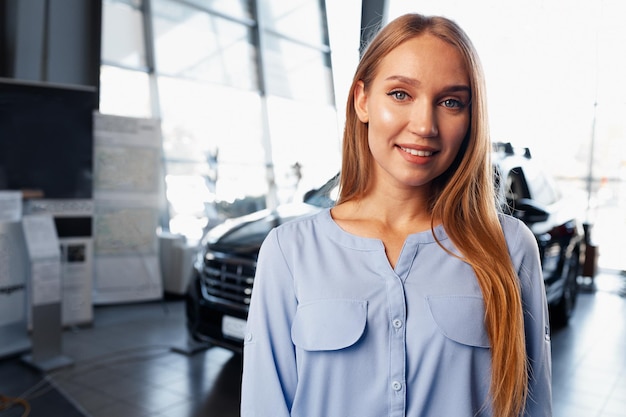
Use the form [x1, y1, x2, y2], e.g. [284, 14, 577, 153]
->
[269, 207, 331, 240]
[498, 213, 538, 254]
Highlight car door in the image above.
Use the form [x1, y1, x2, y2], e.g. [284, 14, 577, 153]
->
[505, 166, 564, 304]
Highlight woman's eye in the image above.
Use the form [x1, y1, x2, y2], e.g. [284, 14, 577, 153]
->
[388, 90, 408, 101]
[441, 98, 464, 109]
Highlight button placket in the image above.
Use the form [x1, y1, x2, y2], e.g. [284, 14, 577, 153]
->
[387, 272, 407, 416]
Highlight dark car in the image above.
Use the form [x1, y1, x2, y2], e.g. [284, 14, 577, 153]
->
[185, 144, 585, 353]
[492, 142, 585, 326]
[184, 191, 331, 353]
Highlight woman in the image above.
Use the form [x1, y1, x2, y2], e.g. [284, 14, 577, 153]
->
[241, 13, 551, 417]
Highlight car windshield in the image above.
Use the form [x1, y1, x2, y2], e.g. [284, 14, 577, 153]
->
[303, 173, 339, 208]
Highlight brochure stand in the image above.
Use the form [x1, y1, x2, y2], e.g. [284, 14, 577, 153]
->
[20, 214, 73, 372]
[0, 220, 31, 358]
[24, 199, 94, 326]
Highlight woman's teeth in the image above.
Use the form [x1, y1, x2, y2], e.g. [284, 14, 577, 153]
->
[400, 146, 434, 157]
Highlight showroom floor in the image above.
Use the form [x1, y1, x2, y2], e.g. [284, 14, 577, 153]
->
[1, 271, 625, 417]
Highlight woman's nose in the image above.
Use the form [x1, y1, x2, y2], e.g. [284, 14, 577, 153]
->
[409, 102, 438, 138]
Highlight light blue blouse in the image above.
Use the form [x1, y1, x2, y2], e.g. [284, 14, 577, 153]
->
[241, 208, 552, 417]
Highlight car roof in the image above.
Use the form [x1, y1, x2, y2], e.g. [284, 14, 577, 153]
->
[492, 142, 534, 172]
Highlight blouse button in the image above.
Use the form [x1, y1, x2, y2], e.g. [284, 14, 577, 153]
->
[392, 319, 403, 329]
[391, 381, 402, 391]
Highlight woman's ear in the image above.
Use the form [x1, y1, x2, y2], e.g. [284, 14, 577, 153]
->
[354, 81, 369, 123]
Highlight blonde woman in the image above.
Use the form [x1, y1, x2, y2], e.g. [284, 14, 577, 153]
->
[241, 13, 551, 417]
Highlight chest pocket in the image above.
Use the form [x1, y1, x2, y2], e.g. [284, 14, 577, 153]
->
[291, 299, 367, 351]
[426, 295, 490, 348]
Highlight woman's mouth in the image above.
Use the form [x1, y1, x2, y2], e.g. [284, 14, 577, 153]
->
[398, 146, 435, 157]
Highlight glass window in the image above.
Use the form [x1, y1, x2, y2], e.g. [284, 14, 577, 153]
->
[101, 0, 147, 69]
[157, 76, 268, 236]
[260, 0, 327, 46]
[263, 34, 333, 105]
[108, 0, 142, 7]
[151, 0, 258, 90]
[164, 161, 215, 242]
[99, 65, 152, 118]
[266, 95, 341, 204]
[100, 0, 338, 242]
[157, 76, 265, 169]
[184, 0, 252, 20]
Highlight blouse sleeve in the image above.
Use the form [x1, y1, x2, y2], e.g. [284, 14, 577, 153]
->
[240, 228, 298, 417]
[512, 220, 553, 417]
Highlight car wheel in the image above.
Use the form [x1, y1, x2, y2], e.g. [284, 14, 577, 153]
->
[551, 252, 580, 327]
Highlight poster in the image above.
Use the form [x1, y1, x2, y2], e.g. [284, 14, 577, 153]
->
[92, 113, 163, 304]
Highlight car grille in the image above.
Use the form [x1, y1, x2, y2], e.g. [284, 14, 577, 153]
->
[200, 252, 256, 310]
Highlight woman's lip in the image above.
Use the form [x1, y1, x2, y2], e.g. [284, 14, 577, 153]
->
[397, 145, 439, 157]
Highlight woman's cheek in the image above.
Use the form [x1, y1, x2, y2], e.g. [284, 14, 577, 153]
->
[372, 105, 403, 136]
[441, 113, 470, 144]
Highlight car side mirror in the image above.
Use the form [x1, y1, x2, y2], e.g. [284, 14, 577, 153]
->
[514, 198, 550, 223]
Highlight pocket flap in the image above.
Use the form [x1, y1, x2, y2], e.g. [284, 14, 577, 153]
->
[426, 295, 490, 348]
[291, 299, 367, 351]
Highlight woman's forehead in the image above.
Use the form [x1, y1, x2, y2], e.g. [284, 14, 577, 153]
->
[375, 35, 470, 88]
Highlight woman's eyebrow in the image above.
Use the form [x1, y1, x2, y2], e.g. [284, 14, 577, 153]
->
[442, 85, 471, 95]
[384, 75, 420, 86]
[384, 75, 470, 94]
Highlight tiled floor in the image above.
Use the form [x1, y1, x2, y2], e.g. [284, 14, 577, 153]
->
[551, 273, 626, 417]
[1, 271, 625, 417]
[0, 359, 85, 417]
[47, 298, 242, 417]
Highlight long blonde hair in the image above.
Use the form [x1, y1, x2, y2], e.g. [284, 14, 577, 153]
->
[339, 14, 528, 417]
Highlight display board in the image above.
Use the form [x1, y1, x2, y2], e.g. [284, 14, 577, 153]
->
[92, 113, 163, 304]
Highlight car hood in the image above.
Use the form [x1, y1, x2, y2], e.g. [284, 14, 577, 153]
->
[201, 202, 323, 257]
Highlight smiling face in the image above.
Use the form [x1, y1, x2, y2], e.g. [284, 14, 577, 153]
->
[354, 33, 471, 193]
